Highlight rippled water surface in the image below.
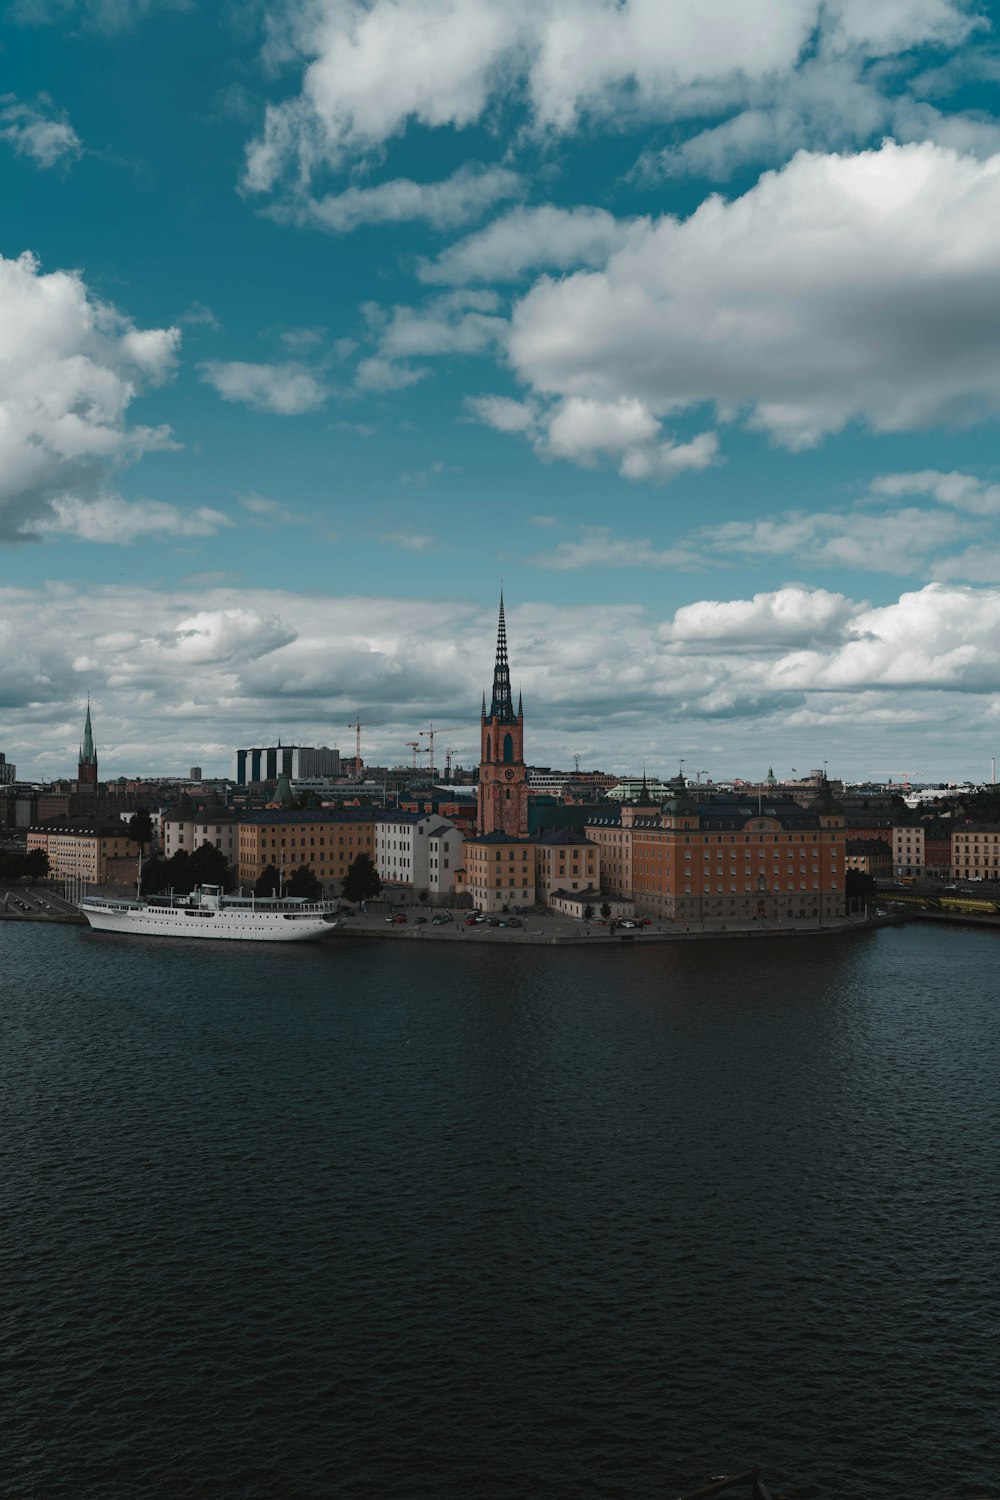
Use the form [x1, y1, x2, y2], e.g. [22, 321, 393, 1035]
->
[2, 923, 998, 1499]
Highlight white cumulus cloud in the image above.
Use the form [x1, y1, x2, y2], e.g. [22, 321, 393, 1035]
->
[247, 0, 974, 191]
[30, 496, 231, 543]
[199, 360, 330, 414]
[507, 141, 1000, 452]
[4, 579, 1000, 780]
[0, 250, 180, 540]
[287, 164, 522, 233]
[419, 205, 642, 285]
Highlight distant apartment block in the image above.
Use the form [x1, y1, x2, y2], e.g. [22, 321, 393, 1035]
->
[231, 744, 341, 784]
[0, 753, 15, 785]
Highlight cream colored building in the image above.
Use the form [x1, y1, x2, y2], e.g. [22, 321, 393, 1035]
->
[893, 823, 925, 879]
[952, 823, 1000, 880]
[162, 801, 238, 864]
[28, 820, 141, 885]
[586, 817, 633, 895]
[534, 828, 601, 904]
[547, 889, 634, 920]
[463, 833, 536, 912]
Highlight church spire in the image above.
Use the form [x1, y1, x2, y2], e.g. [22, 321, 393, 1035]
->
[81, 698, 96, 765]
[489, 589, 515, 723]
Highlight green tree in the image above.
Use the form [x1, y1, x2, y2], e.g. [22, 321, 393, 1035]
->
[255, 863, 281, 897]
[128, 809, 154, 851]
[167, 849, 192, 891]
[342, 852, 382, 903]
[287, 864, 322, 900]
[418, 888, 429, 904]
[583, 903, 595, 921]
[600, 902, 612, 920]
[140, 855, 169, 895]
[187, 840, 233, 890]
[24, 848, 50, 881]
[845, 869, 876, 911]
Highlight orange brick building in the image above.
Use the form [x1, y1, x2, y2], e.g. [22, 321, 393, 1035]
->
[588, 786, 846, 923]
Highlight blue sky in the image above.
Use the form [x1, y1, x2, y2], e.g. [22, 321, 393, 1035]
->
[3, 0, 1000, 782]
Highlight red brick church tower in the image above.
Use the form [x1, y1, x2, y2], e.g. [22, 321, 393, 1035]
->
[478, 592, 529, 837]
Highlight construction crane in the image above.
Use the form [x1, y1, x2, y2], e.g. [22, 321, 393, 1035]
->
[346, 718, 384, 776]
[419, 724, 459, 774]
[695, 769, 710, 785]
[880, 771, 917, 789]
[405, 740, 421, 771]
[445, 747, 470, 780]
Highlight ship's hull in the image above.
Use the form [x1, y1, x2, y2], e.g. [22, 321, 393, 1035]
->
[80, 901, 334, 943]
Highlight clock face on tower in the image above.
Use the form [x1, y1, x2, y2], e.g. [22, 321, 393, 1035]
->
[505, 769, 515, 779]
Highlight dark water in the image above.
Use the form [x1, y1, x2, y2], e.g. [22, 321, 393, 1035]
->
[2, 923, 998, 1500]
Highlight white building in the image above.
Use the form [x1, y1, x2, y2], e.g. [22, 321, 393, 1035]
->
[162, 801, 238, 867]
[374, 813, 459, 894]
[427, 823, 465, 897]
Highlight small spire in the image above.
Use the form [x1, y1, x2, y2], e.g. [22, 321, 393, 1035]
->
[481, 688, 487, 717]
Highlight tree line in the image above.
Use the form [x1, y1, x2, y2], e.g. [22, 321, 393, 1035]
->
[0, 848, 50, 882]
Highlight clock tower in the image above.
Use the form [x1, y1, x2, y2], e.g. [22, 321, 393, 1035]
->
[478, 592, 529, 837]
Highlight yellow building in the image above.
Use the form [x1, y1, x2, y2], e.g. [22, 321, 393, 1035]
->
[534, 828, 601, 903]
[463, 833, 536, 912]
[237, 808, 376, 892]
[28, 819, 141, 885]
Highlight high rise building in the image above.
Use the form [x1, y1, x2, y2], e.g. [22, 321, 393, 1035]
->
[77, 700, 98, 793]
[478, 592, 529, 837]
[0, 753, 15, 785]
[231, 745, 341, 785]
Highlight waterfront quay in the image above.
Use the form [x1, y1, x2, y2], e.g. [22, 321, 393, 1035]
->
[329, 906, 893, 945]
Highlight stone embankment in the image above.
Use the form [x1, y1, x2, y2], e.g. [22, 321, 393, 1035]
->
[325, 910, 906, 946]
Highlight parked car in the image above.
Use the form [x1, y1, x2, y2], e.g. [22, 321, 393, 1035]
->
[464, 915, 479, 926]
[414, 916, 427, 925]
[431, 914, 452, 925]
[504, 917, 522, 928]
[387, 913, 407, 924]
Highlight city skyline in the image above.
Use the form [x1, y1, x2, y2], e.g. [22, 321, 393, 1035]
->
[4, 3, 1000, 780]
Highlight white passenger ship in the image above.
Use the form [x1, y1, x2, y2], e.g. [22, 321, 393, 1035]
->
[79, 884, 338, 943]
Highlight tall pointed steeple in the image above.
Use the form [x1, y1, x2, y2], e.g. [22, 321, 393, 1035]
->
[478, 589, 528, 837]
[78, 698, 98, 791]
[81, 698, 96, 765]
[489, 589, 515, 723]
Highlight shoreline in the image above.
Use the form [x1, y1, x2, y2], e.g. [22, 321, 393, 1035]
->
[9, 906, 1000, 943]
[323, 911, 910, 946]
